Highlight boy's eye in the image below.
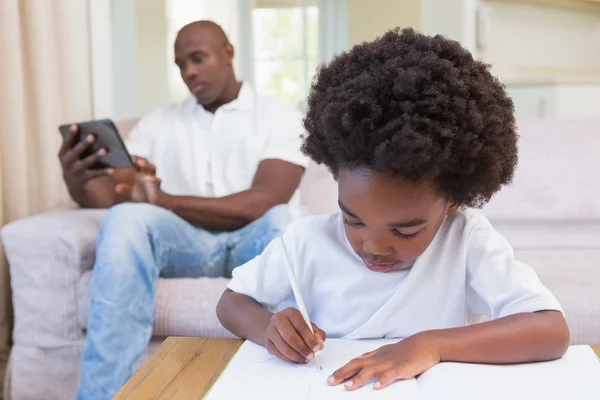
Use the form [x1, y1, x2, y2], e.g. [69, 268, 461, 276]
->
[392, 229, 420, 240]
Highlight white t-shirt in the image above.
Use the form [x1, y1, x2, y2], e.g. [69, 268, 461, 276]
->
[124, 83, 309, 203]
[227, 209, 563, 339]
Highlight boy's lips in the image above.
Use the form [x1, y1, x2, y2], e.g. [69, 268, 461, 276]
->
[363, 260, 399, 273]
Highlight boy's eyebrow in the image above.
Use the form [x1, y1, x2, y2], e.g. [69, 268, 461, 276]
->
[338, 201, 360, 219]
[338, 201, 427, 228]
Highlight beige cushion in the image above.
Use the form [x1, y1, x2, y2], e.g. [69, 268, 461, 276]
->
[483, 119, 600, 223]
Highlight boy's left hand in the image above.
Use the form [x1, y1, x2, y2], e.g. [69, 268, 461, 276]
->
[328, 333, 441, 391]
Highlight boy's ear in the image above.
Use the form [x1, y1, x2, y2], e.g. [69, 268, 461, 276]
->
[446, 202, 460, 215]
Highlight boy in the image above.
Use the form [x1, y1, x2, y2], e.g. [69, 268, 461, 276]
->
[216, 28, 570, 391]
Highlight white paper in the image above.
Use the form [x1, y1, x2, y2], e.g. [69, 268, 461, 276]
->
[417, 345, 600, 400]
[206, 339, 600, 400]
[205, 338, 418, 399]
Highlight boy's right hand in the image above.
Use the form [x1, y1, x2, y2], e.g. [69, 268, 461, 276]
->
[264, 307, 326, 364]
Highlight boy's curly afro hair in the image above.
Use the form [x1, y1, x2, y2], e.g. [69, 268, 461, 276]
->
[301, 28, 518, 208]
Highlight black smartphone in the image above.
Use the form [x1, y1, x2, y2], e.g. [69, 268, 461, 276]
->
[58, 119, 135, 169]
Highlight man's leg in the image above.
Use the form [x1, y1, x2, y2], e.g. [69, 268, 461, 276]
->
[76, 203, 228, 400]
[224, 204, 309, 277]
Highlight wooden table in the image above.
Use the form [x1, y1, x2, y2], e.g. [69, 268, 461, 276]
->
[114, 337, 600, 399]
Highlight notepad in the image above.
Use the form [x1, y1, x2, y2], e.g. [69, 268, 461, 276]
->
[205, 339, 600, 400]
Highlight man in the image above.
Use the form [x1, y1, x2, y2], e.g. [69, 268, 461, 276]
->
[58, 21, 309, 399]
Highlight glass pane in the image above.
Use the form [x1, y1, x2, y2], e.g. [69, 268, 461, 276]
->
[255, 60, 305, 108]
[252, 6, 319, 59]
[306, 6, 319, 59]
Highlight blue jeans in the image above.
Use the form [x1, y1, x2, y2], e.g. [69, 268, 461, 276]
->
[76, 203, 305, 400]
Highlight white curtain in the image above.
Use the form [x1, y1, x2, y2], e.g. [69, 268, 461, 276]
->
[317, 0, 349, 64]
[0, 0, 97, 392]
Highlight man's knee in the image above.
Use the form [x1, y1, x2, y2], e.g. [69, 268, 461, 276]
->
[101, 203, 162, 233]
[95, 203, 166, 280]
[259, 204, 308, 235]
[98, 203, 169, 248]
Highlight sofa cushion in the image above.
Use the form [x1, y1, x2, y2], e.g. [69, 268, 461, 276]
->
[491, 220, 600, 250]
[516, 249, 600, 345]
[482, 119, 600, 223]
[77, 271, 235, 338]
[298, 162, 338, 215]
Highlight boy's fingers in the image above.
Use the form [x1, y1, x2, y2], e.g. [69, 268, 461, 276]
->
[278, 316, 313, 358]
[357, 349, 378, 359]
[329, 358, 367, 385]
[270, 330, 306, 364]
[289, 315, 319, 352]
[265, 339, 295, 364]
[312, 324, 326, 349]
[345, 365, 385, 391]
[375, 365, 412, 390]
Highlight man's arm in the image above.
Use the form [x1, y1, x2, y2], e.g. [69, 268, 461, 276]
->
[160, 159, 305, 231]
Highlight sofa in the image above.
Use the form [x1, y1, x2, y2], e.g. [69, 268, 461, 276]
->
[2, 118, 600, 400]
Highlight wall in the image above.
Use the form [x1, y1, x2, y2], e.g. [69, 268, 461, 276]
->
[479, 1, 600, 81]
[111, 0, 170, 120]
[111, 0, 140, 120]
[134, 0, 170, 115]
[421, 0, 478, 54]
[346, 0, 421, 47]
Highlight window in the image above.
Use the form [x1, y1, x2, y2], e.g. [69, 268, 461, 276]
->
[164, 0, 334, 111]
[252, 3, 319, 110]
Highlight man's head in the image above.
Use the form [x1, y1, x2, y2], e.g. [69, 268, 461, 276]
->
[302, 28, 518, 272]
[174, 20, 236, 109]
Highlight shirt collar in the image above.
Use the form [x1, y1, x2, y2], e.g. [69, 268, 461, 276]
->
[184, 81, 255, 115]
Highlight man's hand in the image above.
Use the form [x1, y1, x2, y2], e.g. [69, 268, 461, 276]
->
[58, 125, 112, 193]
[132, 156, 156, 176]
[328, 333, 440, 391]
[115, 172, 171, 208]
[264, 307, 326, 364]
[114, 155, 173, 207]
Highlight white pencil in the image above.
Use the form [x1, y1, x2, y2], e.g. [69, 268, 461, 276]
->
[279, 236, 323, 370]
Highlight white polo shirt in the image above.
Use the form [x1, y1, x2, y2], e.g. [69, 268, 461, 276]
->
[124, 83, 310, 203]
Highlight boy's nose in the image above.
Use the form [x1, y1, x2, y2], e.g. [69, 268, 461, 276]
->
[362, 238, 393, 257]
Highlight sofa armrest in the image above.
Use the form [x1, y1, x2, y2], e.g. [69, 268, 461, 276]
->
[1, 209, 107, 347]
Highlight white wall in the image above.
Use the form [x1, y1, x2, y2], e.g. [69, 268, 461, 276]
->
[347, 0, 421, 47]
[110, 0, 170, 120]
[421, 0, 478, 54]
[479, 1, 600, 80]
[89, 0, 114, 119]
[111, 0, 140, 120]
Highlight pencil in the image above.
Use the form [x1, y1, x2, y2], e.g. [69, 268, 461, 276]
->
[279, 236, 323, 370]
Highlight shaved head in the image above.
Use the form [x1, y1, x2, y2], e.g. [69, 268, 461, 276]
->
[176, 20, 230, 48]
[173, 20, 239, 112]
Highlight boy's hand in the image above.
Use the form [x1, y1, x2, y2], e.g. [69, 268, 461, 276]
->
[264, 307, 326, 364]
[328, 333, 441, 391]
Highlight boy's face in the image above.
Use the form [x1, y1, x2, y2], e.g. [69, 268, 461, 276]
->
[338, 168, 458, 273]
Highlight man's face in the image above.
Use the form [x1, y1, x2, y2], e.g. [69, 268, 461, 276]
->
[174, 27, 234, 107]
